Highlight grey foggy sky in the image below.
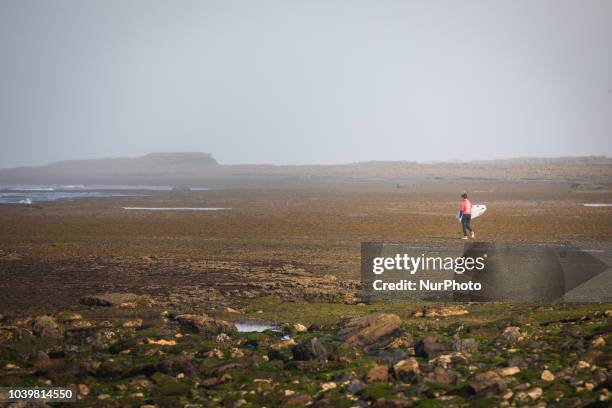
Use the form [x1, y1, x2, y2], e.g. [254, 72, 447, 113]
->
[0, 0, 611, 168]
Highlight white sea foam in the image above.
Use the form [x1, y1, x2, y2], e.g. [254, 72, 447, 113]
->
[584, 203, 612, 207]
[0, 184, 213, 204]
[122, 207, 229, 211]
[0, 184, 206, 192]
[0, 191, 145, 204]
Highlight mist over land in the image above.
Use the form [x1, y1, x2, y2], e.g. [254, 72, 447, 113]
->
[1, 152, 611, 187]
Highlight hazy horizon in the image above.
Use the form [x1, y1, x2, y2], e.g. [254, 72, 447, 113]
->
[1, 0, 611, 168]
[2, 151, 612, 171]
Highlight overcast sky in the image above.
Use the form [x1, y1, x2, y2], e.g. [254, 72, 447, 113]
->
[0, 0, 611, 168]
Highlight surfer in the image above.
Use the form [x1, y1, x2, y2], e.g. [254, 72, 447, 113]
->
[459, 192, 475, 239]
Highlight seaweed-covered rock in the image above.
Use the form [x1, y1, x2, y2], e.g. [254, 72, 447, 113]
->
[157, 356, 199, 377]
[175, 314, 236, 334]
[150, 372, 191, 396]
[291, 337, 328, 361]
[414, 306, 468, 318]
[79, 292, 152, 308]
[373, 397, 413, 407]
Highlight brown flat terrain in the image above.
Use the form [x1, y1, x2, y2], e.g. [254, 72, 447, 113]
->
[1, 181, 611, 315]
[0, 179, 611, 407]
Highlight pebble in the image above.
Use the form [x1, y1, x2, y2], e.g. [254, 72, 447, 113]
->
[527, 387, 543, 399]
[576, 360, 590, 370]
[206, 348, 224, 359]
[320, 381, 337, 392]
[78, 384, 90, 396]
[293, 323, 307, 332]
[541, 369, 555, 382]
[346, 379, 366, 394]
[146, 338, 176, 346]
[498, 366, 520, 376]
[122, 319, 143, 328]
[233, 399, 247, 407]
[590, 336, 605, 348]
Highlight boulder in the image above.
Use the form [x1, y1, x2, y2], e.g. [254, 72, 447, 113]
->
[79, 293, 152, 308]
[157, 356, 199, 377]
[468, 371, 507, 396]
[285, 394, 314, 406]
[373, 397, 413, 408]
[175, 314, 236, 334]
[428, 352, 469, 369]
[393, 358, 420, 383]
[30, 350, 50, 362]
[346, 379, 366, 394]
[501, 326, 522, 344]
[200, 373, 232, 388]
[452, 336, 479, 353]
[498, 366, 520, 377]
[424, 367, 459, 384]
[31, 316, 63, 338]
[414, 336, 448, 358]
[291, 337, 328, 361]
[337, 314, 401, 350]
[414, 306, 469, 318]
[377, 350, 408, 365]
[366, 364, 389, 383]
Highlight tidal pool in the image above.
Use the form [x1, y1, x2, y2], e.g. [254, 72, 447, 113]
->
[235, 322, 276, 333]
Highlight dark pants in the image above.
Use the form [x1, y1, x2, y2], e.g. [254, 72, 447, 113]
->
[462, 214, 472, 236]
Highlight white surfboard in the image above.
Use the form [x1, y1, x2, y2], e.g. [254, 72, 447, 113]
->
[456, 204, 487, 221]
[471, 204, 487, 219]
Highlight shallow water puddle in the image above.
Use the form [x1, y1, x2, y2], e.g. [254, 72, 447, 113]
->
[235, 322, 276, 332]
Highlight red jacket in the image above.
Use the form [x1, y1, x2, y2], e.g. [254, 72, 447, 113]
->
[461, 199, 473, 215]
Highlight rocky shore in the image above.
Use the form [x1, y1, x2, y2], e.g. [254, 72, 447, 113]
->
[1, 294, 610, 407]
